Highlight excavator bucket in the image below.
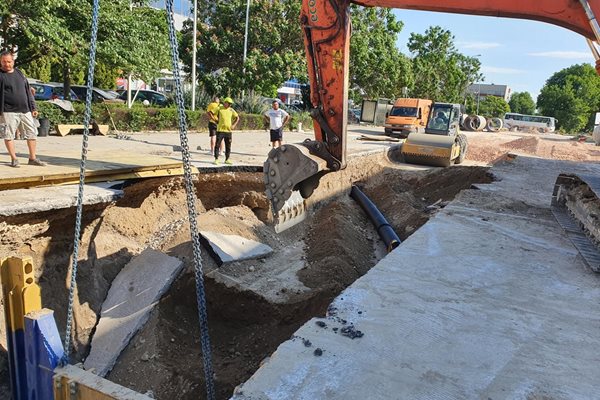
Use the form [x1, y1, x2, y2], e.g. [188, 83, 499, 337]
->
[551, 173, 600, 272]
[264, 144, 328, 232]
[401, 133, 459, 167]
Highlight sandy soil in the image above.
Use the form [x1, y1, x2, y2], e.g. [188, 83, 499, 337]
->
[464, 130, 600, 164]
[0, 128, 598, 399]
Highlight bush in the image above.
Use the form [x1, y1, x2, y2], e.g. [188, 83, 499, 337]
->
[36, 102, 71, 125]
[35, 102, 314, 133]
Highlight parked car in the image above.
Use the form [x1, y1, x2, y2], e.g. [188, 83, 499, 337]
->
[261, 97, 302, 113]
[70, 85, 124, 103]
[29, 82, 79, 101]
[118, 89, 169, 106]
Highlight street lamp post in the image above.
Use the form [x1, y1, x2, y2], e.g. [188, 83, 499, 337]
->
[476, 83, 481, 115]
[242, 0, 251, 97]
[191, 0, 198, 110]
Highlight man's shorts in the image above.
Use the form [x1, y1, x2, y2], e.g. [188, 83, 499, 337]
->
[0, 112, 38, 140]
[270, 127, 283, 142]
[208, 122, 218, 137]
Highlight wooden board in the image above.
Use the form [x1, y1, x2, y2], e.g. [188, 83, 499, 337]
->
[0, 151, 192, 190]
[55, 124, 109, 137]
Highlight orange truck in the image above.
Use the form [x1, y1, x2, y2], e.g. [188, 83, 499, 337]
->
[383, 98, 432, 138]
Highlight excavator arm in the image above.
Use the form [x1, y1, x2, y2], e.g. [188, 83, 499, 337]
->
[264, 0, 600, 230]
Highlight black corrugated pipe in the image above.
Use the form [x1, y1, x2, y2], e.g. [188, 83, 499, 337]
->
[350, 185, 401, 252]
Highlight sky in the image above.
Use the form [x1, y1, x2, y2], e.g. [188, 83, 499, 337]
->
[392, 10, 595, 101]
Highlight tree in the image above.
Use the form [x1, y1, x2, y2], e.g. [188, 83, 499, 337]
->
[477, 96, 510, 118]
[1, 1, 171, 94]
[348, 6, 412, 103]
[407, 26, 482, 103]
[537, 63, 600, 133]
[180, 2, 414, 102]
[179, 0, 306, 97]
[509, 92, 535, 115]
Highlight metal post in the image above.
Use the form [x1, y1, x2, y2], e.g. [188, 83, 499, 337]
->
[242, 0, 251, 96]
[476, 83, 481, 115]
[127, 1, 133, 109]
[191, 0, 198, 110]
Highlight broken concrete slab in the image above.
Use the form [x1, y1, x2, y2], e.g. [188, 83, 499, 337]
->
[0, 183, 123, 216]
[200, 231, 273, 266]
[84, 249, 183, 377]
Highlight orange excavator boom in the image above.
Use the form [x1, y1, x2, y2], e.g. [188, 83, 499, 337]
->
[264, 0, 600, 230]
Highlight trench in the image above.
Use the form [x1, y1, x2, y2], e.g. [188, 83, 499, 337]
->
[0, 161, 493, 400]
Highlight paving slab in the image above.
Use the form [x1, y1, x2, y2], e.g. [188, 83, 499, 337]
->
[200, 231, 273, 266]
[231, 155, 600, 400]
[84, 249, 183, 377]
[0, 183, 123, 216]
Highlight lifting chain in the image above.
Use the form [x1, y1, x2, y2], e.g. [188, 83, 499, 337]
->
[62, 0, 100, 365]
[165, 1, 216, 398]
[62, 2, 215, 399]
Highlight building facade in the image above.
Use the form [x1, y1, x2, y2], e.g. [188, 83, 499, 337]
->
[466, 83, 512, 102]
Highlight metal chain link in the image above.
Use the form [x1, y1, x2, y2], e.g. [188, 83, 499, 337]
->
[61, 0, 100, 365]
[165, 1, 216, 399]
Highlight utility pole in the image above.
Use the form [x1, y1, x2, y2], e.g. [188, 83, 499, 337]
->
[127, 1, 133, 109]
[242, 0, 250, 97]
[476, 82, 481, 115]
[191, 0, 198, 110]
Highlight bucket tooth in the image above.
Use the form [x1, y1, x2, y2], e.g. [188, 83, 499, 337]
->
[264, 144, 327, 231]
[274, 191, 307, 233]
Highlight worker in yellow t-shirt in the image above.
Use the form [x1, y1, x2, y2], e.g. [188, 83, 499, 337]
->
[214, 97, 239, 165]
[206, 96, 223, 156]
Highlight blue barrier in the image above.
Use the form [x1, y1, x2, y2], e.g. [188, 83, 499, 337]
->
[24, 309, 64, 399]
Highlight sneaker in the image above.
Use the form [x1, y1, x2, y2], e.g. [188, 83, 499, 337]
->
[28, 158, 47, 166]
[10, 159, 19, 168]
[213, 159, 220, 165]
[225, 159, 233, 165]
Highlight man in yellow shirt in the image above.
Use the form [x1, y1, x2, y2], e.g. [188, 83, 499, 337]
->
[206, 96, 222, 156]
[214, 97, 239, 165]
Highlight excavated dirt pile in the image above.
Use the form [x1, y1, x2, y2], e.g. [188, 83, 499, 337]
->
[0, 164, 493, 400]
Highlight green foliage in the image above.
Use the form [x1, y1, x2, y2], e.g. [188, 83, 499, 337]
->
[1, 1, 170, 90]
[537, 64, 600, 133]
[34, 102, 292, 132]
[236, 91, 269, 114]
[349, 6, 412, 102]
[21, 57, 52, 82]
[407, 26, 482, 103]
[180, 0, 306, 98]
[94, 62, 120, 89]
[508, 92, 535, 115]
[36, 102, 72, 125]
[180, 88, 213, 110]
[477, 96, 510, 118]
[289, 111, 313, 131]
[464, 93, 477, 115]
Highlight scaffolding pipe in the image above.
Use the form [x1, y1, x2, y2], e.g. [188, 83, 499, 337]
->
[350, 185, 401, 252]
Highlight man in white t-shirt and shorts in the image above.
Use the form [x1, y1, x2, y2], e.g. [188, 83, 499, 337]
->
[264, 100, 290, 148]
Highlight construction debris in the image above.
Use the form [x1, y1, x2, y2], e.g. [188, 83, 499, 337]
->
[200, 231, 273, 266]
[83, 249, 184, 377]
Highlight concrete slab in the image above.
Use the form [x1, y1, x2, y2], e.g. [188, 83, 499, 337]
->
[207, 240, 311, 304]
[0, 183, 123, 216]
[200, 231, 273, 266]
[84, 249, 183, 377]
[231, 156, 600, 400]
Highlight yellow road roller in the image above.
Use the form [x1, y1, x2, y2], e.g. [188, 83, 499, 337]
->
[401, 102, 467, 167]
